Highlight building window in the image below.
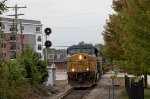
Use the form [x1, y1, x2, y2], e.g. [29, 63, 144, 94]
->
[57, 54, 61, 59]
[37, 44, 42, 50]
[1, 52, 6, 57]
[0, 33, 5, 39]
[10, 35, 16, 40]
[37, 36, 41, 42]
[1, 43, 3, 48]
[1, 24, 5, 29]
[4, 53, 6, 57]
[10, 52, 16, 59]
[36, 27, 40, 32]
[10, 25, 18, 32]
[21, 26, 24, 30]
[4, 43, 6, 48]
[10, 44, 16, 50]
[48, 54, 54, 59]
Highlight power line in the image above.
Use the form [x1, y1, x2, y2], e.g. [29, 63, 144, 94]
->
[33, 12, 106, 19]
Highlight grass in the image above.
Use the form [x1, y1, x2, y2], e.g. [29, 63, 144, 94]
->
[144, 88, 150, 99]
[121, 86, 150, 99]
[121, 91, 129, 99]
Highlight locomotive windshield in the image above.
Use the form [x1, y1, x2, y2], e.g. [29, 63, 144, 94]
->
[67, 44, 98, 56]
[67, 48, 95, 55]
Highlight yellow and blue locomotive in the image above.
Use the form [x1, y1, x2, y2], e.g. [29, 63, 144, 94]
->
[66, 44, 103, 87]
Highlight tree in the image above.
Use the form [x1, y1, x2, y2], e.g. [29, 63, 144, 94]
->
[102, 0, 127, 71]
[0, 56, 30, 98]
[0, 0, 7, 14]
[0, 0, 7, 27]
[103, 0, 150, 87]
[122, 0, 150, 87]
[79, 41, 85, 45]
[19, 45, 48, 86]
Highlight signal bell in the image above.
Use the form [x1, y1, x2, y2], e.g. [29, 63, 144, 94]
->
[45, 40, 52, 48]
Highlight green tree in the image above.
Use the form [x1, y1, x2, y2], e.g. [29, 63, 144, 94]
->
[36, 60, 48, 83]
[122, 0, 150, 87]
[102, 0, 127, 71]
[0, 0, 7, 14]
[103, 0, 150, 87]
[0, 0, 7, 40]
[19, 45, 48, 85]
[0, 56, 29, 98]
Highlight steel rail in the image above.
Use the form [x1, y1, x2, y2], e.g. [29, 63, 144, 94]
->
[59, 85, 93, 99]
[59, 87, 75, 99]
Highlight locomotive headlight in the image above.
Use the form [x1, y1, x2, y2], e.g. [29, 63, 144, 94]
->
[72, 68, 75, 72]
[79, 55, 83, 60]
[86, 68, 89, 71]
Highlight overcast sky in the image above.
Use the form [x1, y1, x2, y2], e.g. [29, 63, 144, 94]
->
[2, 0, 114, 48]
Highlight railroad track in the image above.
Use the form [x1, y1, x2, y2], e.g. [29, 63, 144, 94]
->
[59, 86, 93, 99]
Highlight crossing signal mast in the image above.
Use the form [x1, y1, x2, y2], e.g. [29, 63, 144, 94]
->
[44, 27, 52, 66]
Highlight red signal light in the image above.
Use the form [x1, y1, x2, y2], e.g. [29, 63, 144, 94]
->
[44, 28, 51, 35]
[45, 40, 52, 48]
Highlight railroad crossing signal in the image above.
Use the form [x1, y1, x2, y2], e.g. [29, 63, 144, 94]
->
[44, 27, 52, 48]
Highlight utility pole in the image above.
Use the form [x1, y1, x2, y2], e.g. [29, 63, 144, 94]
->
[9, 19, 16, 58]
[7, 4, 26, 58]
[20, 21, 23, 54]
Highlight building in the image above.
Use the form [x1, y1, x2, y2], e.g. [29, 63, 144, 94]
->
[0, 17, 44, 59]
[45, 49, 67, 71]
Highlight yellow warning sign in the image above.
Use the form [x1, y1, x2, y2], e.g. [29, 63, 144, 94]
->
[110, 76, 116, 80]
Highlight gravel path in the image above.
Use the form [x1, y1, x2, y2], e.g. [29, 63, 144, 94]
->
[83, 74, 124, 99]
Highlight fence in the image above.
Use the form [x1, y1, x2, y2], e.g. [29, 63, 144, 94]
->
[125, 75, 144, 99]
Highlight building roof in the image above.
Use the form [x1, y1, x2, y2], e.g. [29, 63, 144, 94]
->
[1, 17, 41, 25]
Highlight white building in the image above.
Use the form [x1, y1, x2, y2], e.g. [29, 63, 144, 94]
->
[0, 17, 44, 59]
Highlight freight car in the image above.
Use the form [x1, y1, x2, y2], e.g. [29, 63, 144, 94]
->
[66, 44, 103, 87]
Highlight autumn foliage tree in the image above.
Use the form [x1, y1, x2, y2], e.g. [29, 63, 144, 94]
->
[103, 0, 150, 87]
[102, 0, 127, 71]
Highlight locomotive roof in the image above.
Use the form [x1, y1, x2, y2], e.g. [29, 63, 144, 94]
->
[67, 44, 95, 49]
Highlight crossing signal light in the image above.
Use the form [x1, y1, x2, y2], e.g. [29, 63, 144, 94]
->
[45, 40, 52, 48]
[44, 28, 51, 35]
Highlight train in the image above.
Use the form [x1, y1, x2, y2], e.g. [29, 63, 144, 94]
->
[66, 44, 103, 87]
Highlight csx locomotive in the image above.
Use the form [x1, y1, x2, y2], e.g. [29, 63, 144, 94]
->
[66, 44, 103, 87]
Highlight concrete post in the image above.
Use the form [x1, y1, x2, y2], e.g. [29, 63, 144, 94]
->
[47, 63, 56, 86]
